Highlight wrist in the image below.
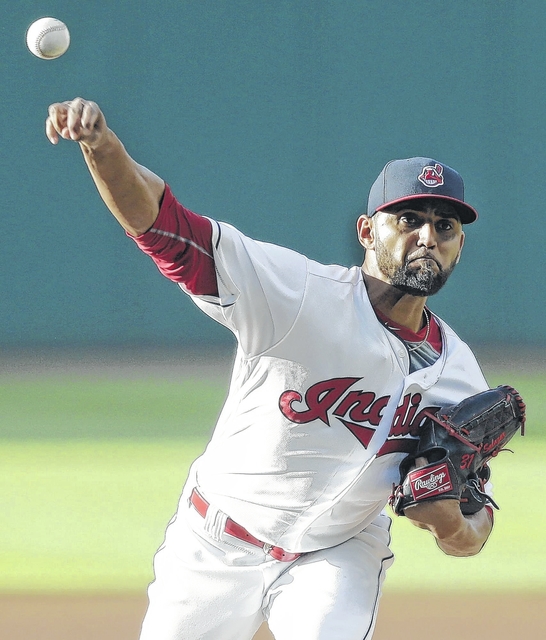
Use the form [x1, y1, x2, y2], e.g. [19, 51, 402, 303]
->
[79, 127, 117, 154]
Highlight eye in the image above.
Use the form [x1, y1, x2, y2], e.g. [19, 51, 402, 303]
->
[436, 219, 454, 232]
[398, 213, 420, 227]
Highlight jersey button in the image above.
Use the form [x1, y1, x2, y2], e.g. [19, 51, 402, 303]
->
[398, 351, 405, 357]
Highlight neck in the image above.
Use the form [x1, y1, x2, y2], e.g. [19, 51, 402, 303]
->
[361, 269, 428, 333]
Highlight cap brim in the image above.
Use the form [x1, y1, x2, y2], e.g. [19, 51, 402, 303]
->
[376, 194, 478, 224]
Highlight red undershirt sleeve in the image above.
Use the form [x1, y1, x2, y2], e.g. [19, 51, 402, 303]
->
[127, 184, 219, 297]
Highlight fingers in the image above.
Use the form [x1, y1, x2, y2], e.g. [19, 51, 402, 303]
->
[45, 102, 67, 144]
[65, 99, 84, 140]
[406, 456, 429, 473]
[80, 100, 101, 133]
[46, 98, 104, 146]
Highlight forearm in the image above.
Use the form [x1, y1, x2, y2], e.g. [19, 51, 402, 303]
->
[80, 129, 165, 236]
[430, 509, 492, 557]
[46, 98, 165, 236]
[406, 501, 493, 557]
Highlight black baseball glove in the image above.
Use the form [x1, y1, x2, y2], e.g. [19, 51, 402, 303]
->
[389, 385, 526, 517]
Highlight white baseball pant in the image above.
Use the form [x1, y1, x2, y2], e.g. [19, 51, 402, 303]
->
[139, 490, 394, 640]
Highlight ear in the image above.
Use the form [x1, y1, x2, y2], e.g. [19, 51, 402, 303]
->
[356, 215, 375, 249]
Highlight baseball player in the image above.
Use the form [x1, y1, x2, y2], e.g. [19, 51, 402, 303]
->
[46, 98, 495, 640]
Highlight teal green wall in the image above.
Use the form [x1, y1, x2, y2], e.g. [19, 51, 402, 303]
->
[3, 1, 545, 347]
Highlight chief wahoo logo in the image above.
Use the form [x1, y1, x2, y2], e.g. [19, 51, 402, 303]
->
[418, 164, 444, 188]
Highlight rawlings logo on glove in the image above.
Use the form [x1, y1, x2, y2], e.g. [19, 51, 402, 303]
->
[409, 464, 452, 499]
[389, 385, 526, 517]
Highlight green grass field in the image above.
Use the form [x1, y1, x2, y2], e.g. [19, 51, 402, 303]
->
[1, 368, 544, 594]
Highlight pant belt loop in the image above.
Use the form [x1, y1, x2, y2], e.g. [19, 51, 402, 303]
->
[190, 488, 301, 562]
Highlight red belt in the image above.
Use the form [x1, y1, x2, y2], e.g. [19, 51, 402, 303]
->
[189, 488, 301, 562]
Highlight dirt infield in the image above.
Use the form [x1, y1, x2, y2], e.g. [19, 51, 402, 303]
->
[1, 593, 543, 639]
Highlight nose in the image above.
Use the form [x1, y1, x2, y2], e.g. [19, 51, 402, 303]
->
[417, 222, 437, 248]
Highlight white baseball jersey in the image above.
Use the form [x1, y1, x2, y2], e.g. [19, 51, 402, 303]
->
[170, 218, 488, 553]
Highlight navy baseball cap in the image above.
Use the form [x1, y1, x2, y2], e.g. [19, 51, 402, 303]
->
[367, 157, 478, 223]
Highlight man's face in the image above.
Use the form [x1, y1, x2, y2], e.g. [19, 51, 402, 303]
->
[360, 200, 465, 297]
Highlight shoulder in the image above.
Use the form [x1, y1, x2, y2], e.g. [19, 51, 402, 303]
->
[434, 315, 473, 349]
[306, 259, 362, 284]
[434, 316, 475, 356]
[214, 220, 305, 261]
[434, 314, 487, 383]
[213, 221, 359, 283]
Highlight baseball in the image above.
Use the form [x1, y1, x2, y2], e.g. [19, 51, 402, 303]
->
[26, 17, 70, 59]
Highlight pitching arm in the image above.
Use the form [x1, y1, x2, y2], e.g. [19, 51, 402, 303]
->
[46, 97, 164, 237]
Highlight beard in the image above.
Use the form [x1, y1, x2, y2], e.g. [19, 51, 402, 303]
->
[374, 239, 458, 297]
